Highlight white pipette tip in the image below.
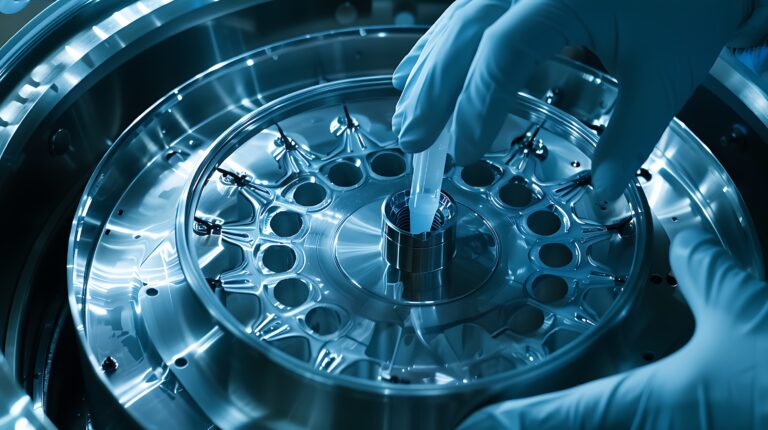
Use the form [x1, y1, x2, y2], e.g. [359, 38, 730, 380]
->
[408, 123, 451, 234]
[409, 205, 437, 234]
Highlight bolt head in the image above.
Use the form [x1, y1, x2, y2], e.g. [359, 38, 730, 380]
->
[101, 356, 118, 373]
[49, 128, 72, 156]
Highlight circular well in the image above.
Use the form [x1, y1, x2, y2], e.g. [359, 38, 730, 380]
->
[532, 275, 568, 303]
[270, 211, 303, 237]
[508, 305, 545, 334]
[328, 161, 363, 187]
[305, 307, 343, 336]
[274, 278, 310, 308]
[262, 245, 297, 273]
[499, 179, 534, 208]
[527, 210, 562, 236]
[461, 161, 499, 187]
[370, 152, 406, 177]
[293, 182, 327, 206]
[539, 243, 573, 268]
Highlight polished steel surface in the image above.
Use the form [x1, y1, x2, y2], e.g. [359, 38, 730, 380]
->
[344, 189, 497, 304]
[175, 76, 648, 401]
[0, 354, 53, 429]
[382, 190, 458, 274]
[64, 23, 761, 428]
[0, 0, 762, 428]
[60, 24, 658, 426]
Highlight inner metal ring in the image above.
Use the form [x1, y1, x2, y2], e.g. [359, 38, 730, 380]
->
[56, 22, 761, 429]
[338, 192, 497, 304]
[175, 76, 650, 390]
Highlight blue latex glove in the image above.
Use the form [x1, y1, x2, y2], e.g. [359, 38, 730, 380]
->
[458, 228, 768, 429]
[0, 0, 29, 14]
[392, 0, 766, 201]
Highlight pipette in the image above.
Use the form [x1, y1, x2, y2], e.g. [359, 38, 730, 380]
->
[409, 123, 451, 234]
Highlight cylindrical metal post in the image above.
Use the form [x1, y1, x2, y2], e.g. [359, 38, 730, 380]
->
[382, 190, 457, 273]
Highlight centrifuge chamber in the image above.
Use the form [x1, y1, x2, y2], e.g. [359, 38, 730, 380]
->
[0, 1, 765, 428]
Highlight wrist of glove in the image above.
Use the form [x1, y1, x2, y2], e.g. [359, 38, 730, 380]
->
[0, 0, 29, 14]
[392, 0, 759, 202]
[730, 0, 768, 48]
[458, 228, 768, 429]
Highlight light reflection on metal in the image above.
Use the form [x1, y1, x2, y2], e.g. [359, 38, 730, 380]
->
[30, 11, 757, 428]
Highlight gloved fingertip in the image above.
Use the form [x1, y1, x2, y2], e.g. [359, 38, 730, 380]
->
[393, 51, 420, 91]
[391, 111, 403, 137]
[591, 159, 631, 203]
[398, 134, 432, 154]
[392, 70, 409, 91]
[456, 411, 500, 430]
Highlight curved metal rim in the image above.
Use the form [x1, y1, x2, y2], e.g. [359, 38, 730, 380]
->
[0, 0, 746, 422]
[0, 0, 85, 83]
[64, 26, 435, 411]
[666, 119, 765, 277]
[174, 74, 652, 396]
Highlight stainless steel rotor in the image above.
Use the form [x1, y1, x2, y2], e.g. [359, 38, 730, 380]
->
[0, 1, 764, 428]
[171, 76, 648, 394]
[61, 25, 763, 427]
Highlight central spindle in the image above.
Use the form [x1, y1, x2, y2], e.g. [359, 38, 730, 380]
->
[382, 190, 457, 273]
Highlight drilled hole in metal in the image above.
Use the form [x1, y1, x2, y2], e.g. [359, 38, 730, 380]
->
[145, 288, 158, 297]
[370, 152, 405, 177]
[461, 161, 498, 187]
[508, 305, 545, 334]
[274, 278, 310, 308]
[306, 307, 342, 336]
[328, 161, 363, 187]
[174, 357, 189, 368]
[293, 182, 326, 206]
[165, 150, 186, 165]
[499, 179, 533, 208]
[636, 167, 653, 182]
[532, 275, 568, 303]
[270, 211, 303, 237]
[262, 245, 296, 273]
[527, 210, 561, 236]
[539, 243, 573, 268]
[544, 329, 580, 352]
[666, 273, 678, 287]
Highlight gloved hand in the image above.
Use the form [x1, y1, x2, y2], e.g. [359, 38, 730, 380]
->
[392, 0, 764, 201]
[458, 228, 768, 429]
[0, 0, 29, 14]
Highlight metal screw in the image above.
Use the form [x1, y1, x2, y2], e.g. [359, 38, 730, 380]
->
[165, 150, 186, 165]
[544, 88, 561, 105]
[719, 123, 748, 150]
[636, 167, 653, 182]
[49, 128, 72, 155]
[101, 356, 118, 373]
